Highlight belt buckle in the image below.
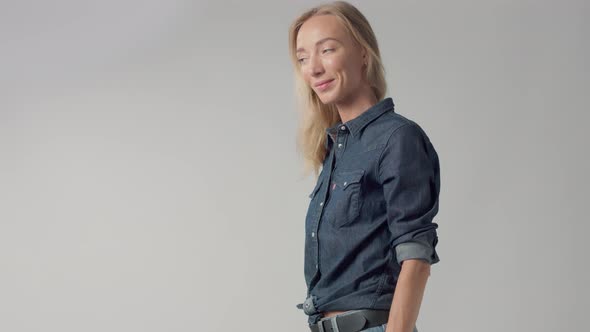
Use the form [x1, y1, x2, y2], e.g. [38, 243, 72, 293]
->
[316, 316, 339, 332]
[329, 316, 340, 332]
[317, 320, 325, 332]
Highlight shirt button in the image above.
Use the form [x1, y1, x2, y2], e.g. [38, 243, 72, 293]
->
[343, 181, 347, 186]
[338, 143, 343, 148]
[340, 125, 346, 130]
[315, 264, 318, 269]
[311, 232, 315, 237]
[319, 202, 324, 206]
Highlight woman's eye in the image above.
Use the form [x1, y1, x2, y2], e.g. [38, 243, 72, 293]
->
[322, 48, 334, 53]
[297, 58, 306, 64]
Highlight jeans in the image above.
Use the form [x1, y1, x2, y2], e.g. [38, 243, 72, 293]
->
[360, 323, 419, 332]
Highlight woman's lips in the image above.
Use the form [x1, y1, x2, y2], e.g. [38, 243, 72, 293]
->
[316, 79, 334, 91]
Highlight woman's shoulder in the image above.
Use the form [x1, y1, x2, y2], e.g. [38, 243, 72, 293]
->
[376, 109, 428, 140]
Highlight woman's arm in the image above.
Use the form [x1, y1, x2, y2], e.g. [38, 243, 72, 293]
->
[386, 259, 431, 332]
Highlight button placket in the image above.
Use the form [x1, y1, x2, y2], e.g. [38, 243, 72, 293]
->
[336, 126, 347, 155]
[312, 140, 336, 282]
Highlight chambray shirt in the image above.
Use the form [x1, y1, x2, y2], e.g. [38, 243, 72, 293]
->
[296, 97, 441, 326]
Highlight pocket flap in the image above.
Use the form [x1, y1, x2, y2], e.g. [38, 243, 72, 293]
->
[334, 169, 364, 189]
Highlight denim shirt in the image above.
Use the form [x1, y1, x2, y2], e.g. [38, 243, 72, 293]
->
[296, 97, 441, 326]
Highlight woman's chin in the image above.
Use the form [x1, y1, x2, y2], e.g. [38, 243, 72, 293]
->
[316, 90, 340, 105]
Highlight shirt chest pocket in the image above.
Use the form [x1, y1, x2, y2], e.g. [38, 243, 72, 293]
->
[326, 169, 364, 227]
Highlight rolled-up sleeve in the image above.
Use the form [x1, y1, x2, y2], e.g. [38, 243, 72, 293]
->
[378, 122, 441, 265]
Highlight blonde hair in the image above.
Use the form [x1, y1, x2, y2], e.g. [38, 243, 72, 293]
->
[288, 1, 387, 178]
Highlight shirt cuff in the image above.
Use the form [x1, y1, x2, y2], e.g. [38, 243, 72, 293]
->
[395, 237, 440, 265]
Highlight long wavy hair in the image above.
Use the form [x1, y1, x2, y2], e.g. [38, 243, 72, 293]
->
[288, 1, 387, 178]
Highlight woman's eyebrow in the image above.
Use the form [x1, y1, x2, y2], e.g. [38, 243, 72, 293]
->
[296, 37, 341, 53]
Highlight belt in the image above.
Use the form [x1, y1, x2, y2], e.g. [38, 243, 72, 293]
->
[309, 309, 389, 332]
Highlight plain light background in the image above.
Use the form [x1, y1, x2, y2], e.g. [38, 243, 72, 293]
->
[1, 0, 588, 331]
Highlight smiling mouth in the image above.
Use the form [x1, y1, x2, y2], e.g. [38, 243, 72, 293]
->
[316, 79, 334, 91]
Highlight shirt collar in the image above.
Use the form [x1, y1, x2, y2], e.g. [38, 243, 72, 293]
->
[325, 97, 395, 147]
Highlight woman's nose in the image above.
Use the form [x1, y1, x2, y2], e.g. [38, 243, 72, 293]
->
[308, 55, 324, 77]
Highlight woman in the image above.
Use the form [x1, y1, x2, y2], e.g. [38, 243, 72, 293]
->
[289, 2, 441, 332]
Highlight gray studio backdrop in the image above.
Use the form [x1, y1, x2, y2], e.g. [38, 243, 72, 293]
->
[0, 1, 588, 331]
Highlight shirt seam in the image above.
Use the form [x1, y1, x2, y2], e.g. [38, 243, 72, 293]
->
[370, 266, 389, 308]
[376, 121, 413, 184]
